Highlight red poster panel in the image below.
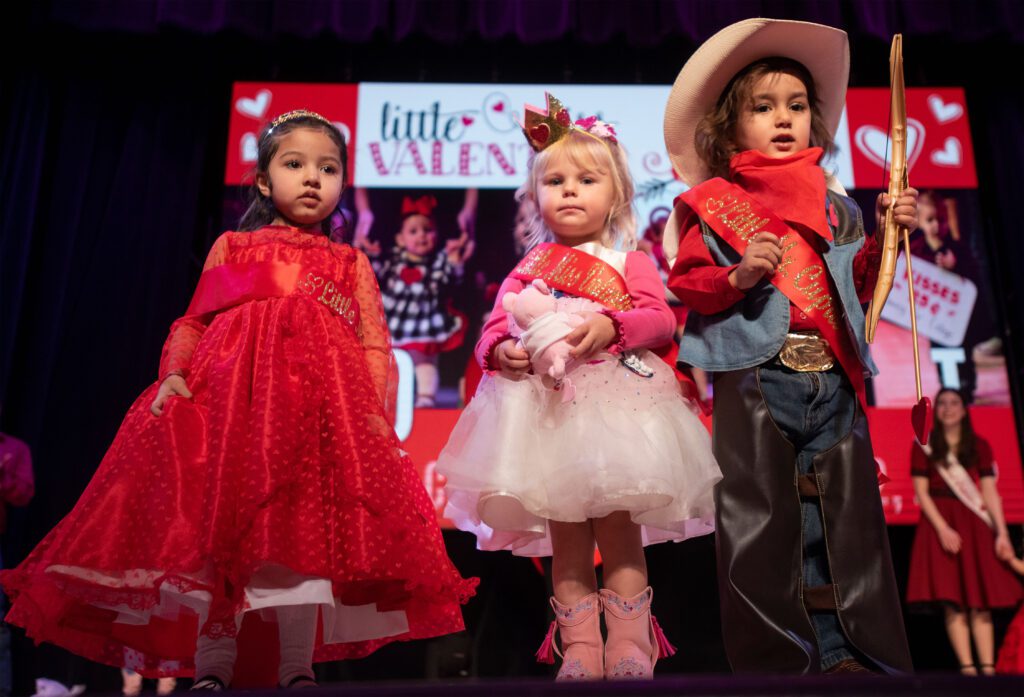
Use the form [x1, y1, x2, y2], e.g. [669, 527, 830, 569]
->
[403, 407, 1019, 528]
[846, 88, 977, 189]
[225, 83, 359, 185]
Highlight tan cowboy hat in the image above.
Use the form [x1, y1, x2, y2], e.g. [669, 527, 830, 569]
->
[663, 18, 850, 188]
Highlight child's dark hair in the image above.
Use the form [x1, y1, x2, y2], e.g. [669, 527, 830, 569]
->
[928, 387, 978, 467]
[695, 57, 836, 180]
[238, 113, 348, 237]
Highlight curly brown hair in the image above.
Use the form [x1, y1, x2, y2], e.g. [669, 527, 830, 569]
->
[695, 57, 837, 181]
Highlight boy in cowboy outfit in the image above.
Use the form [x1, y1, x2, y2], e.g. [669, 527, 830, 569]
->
[663, 18, 918, 674]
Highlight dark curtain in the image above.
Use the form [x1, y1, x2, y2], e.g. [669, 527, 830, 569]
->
[33, 0, 1024, 43]
[2, 0, 1023, 689]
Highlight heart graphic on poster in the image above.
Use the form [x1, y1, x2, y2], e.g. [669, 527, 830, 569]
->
[236, 89, 272, 120]
[482, 91, 517, 132]
[927, 94, 963, 124]
[931, 137, 962, 167]
[241, 132, 258, 162]
[854, 118, 925, 172]
[462, 115, 474, 126]
[333, 121, 352, 145]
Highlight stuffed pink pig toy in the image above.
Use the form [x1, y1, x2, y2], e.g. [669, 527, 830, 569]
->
[501, 279, 583, 402]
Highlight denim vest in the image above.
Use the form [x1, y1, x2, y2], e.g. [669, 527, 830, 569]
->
[679, 190, 879, 377]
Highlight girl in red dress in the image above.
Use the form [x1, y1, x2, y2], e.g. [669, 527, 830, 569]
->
[0, 111, 475, 689]
[906, 388, 1021, 674]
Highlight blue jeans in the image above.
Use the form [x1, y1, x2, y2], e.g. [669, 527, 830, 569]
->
[757, 364, 856, 670]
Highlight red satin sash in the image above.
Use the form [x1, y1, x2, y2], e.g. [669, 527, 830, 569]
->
[680, 178, 867, 403]
[510, 243, 633, 311]
[186, 261, 359, 327]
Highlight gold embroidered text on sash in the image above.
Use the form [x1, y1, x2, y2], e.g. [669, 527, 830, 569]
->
[512, 243, 633, 311]
[703, 194, 839, 328]
[297, 273, 358, 326]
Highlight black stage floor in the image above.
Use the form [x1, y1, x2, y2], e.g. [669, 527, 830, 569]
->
[166, 674, 1023, 697]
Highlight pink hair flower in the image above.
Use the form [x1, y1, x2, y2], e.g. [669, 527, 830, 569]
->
[575, 116, 617, 142]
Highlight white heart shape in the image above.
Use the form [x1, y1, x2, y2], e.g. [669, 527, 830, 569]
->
[927, 94, 963, 124]
[236, 89, 272, 119]
[854, 118, 925, 172]
[241, 132, 258, 162]
[930, 137, 962, 167]
[333, 121, 352, 146]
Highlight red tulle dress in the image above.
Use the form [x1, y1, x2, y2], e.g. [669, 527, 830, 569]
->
[905, 439, 1022, 610]
[0, 227, 476, 677]
[997, 602, 1024, 674]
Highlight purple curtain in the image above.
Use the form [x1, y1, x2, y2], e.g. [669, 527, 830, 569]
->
[40, 0, 1024, 43]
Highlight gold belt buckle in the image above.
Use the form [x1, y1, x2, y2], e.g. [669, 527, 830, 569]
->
[778, 332, 835, 372]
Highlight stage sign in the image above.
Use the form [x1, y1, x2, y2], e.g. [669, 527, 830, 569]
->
[226, 82, 978, 191]
[881, 255, 978, 347]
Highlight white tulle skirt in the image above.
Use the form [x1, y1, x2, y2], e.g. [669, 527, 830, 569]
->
[436, 350, 721, 556]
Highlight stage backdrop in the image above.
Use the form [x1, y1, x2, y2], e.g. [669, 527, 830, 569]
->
[224, 81, 1021, 525]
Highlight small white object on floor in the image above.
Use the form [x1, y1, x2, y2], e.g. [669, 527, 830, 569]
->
[33, 678, 86, 697]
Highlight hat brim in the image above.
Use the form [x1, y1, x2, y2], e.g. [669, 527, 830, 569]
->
[664, 18, 849, 187]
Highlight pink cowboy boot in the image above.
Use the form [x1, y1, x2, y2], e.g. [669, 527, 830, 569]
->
[535, 593, 604, 680]
[600, 586, 677, 679]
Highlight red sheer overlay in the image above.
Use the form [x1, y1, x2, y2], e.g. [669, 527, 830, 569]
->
[0, 227, 475, 677]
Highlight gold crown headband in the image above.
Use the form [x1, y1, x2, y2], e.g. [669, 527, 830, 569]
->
[268, 109, 334, 130]
[521, 93, 618, 152]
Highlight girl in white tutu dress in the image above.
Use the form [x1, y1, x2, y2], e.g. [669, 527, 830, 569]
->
[436, 94, 720, 681]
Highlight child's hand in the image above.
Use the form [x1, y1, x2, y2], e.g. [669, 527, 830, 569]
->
[995, 532, 1014, 561]
[938, 525, 962, 555]
[495, 339, 531, 376]
[566, 312, 617, 361]
[355, 236, 381, 257]
[875, 187, 919, 238]
[150, 375, 193, 416]
[355, 209, 375, 241]
[445, 231, 475, 266]
[729, 232, 783, 290]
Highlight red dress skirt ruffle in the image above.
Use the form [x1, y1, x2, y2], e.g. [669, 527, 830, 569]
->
[1, 260, 475, 677]
[906, 497, 1022, 609]
[996, 605, 1024, 674]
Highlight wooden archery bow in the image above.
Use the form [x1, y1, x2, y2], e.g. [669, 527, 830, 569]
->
[864, 34, 931, 443]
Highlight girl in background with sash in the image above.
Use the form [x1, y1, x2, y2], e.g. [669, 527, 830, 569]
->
[661, 19, 918, 674]
[437, 94, 720, 681]
[906, 388, 1020, 675]
[0, 111, 475, 689]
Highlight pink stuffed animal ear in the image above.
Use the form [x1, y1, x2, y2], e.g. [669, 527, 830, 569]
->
[532, 279, 551, 294]
[501, 291, 517, 312]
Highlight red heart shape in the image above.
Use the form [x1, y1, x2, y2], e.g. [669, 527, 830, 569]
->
[400, 267, 425, 285]
[462, 115, 474, 126]
[492, 102, 505, 113]
[555, 109, 571, 127]
[911, 396, 932, 445]
[529, 123, 550, 145]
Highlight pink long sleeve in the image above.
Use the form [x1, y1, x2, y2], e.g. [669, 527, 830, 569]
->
[607, 252, 677, 351]
[474, 276, 525, 371]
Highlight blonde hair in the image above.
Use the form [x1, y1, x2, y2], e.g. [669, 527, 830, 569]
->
[515, 131, 637, 251]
